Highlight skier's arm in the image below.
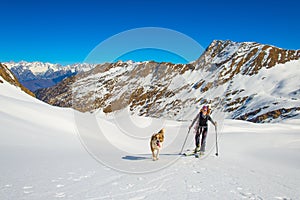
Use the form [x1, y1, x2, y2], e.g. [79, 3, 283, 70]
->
[189, 113, 199, 130]
[208, 115, 217, 127]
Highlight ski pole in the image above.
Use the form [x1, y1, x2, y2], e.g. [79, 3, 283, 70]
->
[180, 128, 191, 154]
[215, 125, 219, 156]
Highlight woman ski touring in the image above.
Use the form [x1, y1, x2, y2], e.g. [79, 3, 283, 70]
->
[189, 105, 217, 155]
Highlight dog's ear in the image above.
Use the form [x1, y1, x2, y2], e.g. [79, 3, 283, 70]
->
[151, 134, 156, 141]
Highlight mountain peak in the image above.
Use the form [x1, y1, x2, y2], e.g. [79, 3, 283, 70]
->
[196, 39, 300, 75]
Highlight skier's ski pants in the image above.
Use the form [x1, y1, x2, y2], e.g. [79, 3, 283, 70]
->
[195, 126, 208, 152]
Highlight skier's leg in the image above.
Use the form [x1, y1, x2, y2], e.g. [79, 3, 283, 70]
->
[200, 127, 208, 152]
[195, 129, 200, 147]
[194, 128, 200, 152]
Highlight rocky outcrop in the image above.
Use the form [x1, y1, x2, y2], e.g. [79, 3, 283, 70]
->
[0, 63, 35, 97]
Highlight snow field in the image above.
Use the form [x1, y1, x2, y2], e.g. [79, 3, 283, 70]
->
[1, 78, 300, 199]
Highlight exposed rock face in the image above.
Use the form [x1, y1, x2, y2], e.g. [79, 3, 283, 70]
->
[34, 40, 300, 123]
[192, 40, 300, 122]
[36, 61, 195, 117]
[0, 63, 35, 97]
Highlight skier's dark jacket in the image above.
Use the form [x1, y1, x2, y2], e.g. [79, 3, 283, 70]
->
[190, 111, 215, 128]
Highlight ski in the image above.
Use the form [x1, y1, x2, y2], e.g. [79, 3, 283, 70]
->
[182, 149, 200, 157]
[182, 149, 204, 158]
[182, 152, 195, 156]
[195, 152, 205, 158]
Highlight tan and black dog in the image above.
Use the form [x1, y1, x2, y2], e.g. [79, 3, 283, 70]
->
[150, 128, 165, 161]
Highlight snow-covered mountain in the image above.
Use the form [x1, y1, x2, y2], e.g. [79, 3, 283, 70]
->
[1, 61, 300, 199]
[192, 40, 300, 122]
[35, 40, 300, 123]
[4, 61, 96, 91]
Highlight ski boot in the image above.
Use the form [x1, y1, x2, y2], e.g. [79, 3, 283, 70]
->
[194, 146, 200, 153]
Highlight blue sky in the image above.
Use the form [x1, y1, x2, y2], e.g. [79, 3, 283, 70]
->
[0, 0, 299, 64]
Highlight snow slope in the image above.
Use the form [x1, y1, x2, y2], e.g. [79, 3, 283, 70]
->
[1, 78, 300, 199]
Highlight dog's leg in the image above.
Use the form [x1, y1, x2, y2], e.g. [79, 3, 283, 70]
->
[156, 149, 160, 160]
[152, 150, 156, 161]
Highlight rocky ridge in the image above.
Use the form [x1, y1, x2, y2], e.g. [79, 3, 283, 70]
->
[0, 63, 35, 97]
[34, 40, 300, 123]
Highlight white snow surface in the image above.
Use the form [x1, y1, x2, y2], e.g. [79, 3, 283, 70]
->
[1, 78, 300, 200]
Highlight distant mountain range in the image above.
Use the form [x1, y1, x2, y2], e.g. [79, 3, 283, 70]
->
[4, 61, 96, 91]
[30, 40, 300, 123]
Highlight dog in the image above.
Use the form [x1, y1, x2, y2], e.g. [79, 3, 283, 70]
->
[150, 128, 165, 161]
